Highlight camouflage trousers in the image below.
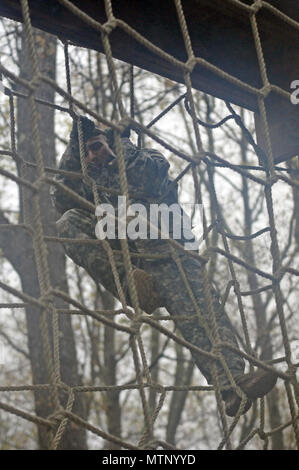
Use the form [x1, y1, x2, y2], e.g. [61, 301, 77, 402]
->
[57, 208, 245, 389]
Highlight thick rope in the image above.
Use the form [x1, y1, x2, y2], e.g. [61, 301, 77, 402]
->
[0, 0, 298, 450]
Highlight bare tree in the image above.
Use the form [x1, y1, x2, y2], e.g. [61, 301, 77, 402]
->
[0, 19, 297, 449]
[0, 26, 87, 449]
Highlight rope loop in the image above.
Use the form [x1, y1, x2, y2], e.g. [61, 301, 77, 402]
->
[251, 0, 263, 15]
[102, 19, 117, 35]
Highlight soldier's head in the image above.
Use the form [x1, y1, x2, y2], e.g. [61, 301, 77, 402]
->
[85, 126, 116, 165]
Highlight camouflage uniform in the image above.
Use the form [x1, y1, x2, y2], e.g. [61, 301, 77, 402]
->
[52, 119, 245, 390]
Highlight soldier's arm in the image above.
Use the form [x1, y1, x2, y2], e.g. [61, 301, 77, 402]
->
[51, 118, 94, 214]
[124, 142, 197, 244]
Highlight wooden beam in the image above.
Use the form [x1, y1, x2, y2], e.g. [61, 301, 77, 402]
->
[0, 0, 298, 163]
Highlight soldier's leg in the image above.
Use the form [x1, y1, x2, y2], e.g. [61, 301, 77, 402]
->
[145, 255, 277, 416]
[145, 255, 245, 390]
[56, 209, 126, 299]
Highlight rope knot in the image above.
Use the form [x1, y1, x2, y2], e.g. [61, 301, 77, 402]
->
[251, 0, 263, 14]
[186, 57, 196, 73]
[273, 267, 284, 282]
[211, 343, 222, 357]
[103, 19, 117, 35]
[149, 382, 165, 394]
[266, 174, 278, 187]
[47, 408, 64, 425]
[40, 291, 53, 304]
[68, 108, 78, 121]
[233, 280, 240, 293]
[261, 84, 271, 98]
[130, 320, 141, 335]
[29, 74, 42, 91]
[193, 150, 205, 164]
[258, 430, 267, 440]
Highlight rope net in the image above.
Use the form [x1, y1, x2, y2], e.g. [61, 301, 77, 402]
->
[0, 0, 298, 450]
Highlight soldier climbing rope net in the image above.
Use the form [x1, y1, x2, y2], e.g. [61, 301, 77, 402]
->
[0, 0, 298, 450]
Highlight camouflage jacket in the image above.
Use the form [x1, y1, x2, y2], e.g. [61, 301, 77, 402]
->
[51, 128, 195, 251]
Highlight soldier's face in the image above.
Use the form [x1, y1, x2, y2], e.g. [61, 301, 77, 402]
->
[86, 134, 116, 165]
